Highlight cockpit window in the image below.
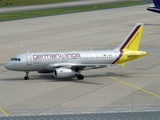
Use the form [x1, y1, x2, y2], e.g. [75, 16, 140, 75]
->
[11, 58, 16, 61]
[10, 58, 21, 61]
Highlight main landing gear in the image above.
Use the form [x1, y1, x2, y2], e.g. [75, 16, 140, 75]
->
[24, 71, 29, 80]
[75, 68, 84, 80]
[77, 74, 84, 80]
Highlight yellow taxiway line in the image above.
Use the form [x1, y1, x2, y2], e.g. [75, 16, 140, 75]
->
[0, 108, 9, 116]
[110, 76, 160, 98]
[125, 74, 160, 77]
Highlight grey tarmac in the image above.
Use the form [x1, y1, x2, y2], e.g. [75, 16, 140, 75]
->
[0, 3, 160, 116]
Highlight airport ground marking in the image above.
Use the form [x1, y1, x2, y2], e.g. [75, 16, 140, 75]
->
[109, 76, 160, 98]
[0, 108, 9, 116]
[125, 74, 160, 77]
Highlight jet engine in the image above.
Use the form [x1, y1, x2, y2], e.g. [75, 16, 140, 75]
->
[54, 68, 77, 78]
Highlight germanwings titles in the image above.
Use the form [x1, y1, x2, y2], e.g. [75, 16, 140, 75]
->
[33, 53, 81, 60]
[4, 23, 146, 80]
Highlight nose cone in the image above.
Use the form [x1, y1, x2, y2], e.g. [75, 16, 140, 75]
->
[4, 62, 11, 70]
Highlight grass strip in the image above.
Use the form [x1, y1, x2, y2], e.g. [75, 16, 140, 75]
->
[0, 0, 78, 7]
[0, 1, 146, 21]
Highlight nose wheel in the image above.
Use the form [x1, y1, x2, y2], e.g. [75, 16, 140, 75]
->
[24, 76, 29, 80]
[24, 71, 29, 80]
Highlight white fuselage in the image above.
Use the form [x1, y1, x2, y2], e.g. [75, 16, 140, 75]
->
[4, 49, 120, 72]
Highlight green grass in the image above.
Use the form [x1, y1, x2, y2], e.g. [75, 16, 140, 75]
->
[0, 0, 78, 7]
[0, 1, 146, 21]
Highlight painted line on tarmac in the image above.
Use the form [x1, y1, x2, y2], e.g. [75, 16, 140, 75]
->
[0, 108, 9, 116]
[109, 76, 160, 98]
[125, 74, 160, 77]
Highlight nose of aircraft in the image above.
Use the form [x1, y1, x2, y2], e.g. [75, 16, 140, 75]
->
[4, 62, 11, 70]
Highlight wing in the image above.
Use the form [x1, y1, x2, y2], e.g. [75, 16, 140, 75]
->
[46, 63, 113, 71]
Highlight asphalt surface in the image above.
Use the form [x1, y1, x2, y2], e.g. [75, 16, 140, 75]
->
[0, 3, 160, 116]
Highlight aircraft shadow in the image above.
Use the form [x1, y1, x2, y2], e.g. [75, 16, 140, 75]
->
[144, 23, 160, 26]
[85, 72, 131, 78]
[0, 72, 131, 85]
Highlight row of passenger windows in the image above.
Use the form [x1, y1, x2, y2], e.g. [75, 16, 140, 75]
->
[11, 58, 21, 61]
[34, 56, 113, 61]
[10, 56, 113, 61]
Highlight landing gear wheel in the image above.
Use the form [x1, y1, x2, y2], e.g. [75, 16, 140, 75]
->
[77, 74, 84, 80]
[24, 76, 29, 80]
[24, 71, 29, 80]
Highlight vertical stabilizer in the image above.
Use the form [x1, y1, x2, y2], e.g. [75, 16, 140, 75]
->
[147, 0, 160, 13]
[113, 23, 146, 65]
[153, 0, 160, 7]
[116, 23, 144, 51]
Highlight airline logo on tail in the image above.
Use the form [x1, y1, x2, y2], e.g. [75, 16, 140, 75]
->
[147, 0, 160, 13]
[113, 23, 146, 65]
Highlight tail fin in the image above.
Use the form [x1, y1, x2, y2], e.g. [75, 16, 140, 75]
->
[153, 0, 160, 7]
[147, 0, 160, 13]
[113, 23, 146, 65]
[116, 23, 144, 51]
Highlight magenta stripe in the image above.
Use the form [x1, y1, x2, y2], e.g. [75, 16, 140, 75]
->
[112, 49, 123, 64]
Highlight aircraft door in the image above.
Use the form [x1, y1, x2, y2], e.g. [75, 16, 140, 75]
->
[26, 55, 32, 65]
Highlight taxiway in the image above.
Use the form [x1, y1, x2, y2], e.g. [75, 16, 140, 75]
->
[0, 3, 160, 116]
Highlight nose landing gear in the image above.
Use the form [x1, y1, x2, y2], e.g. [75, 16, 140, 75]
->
[24, 71, 29, 80]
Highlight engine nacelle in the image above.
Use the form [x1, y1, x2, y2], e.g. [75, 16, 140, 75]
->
[54, 68, 77, 78]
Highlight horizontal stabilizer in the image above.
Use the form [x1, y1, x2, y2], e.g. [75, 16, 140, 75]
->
[128, 51, 146, 58]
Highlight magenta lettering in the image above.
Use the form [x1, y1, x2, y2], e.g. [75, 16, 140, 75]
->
[33, 53, 81, 60]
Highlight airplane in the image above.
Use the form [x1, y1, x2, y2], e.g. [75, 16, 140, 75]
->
[4, 23, 146, 80]
[147, 0, 160, 13]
